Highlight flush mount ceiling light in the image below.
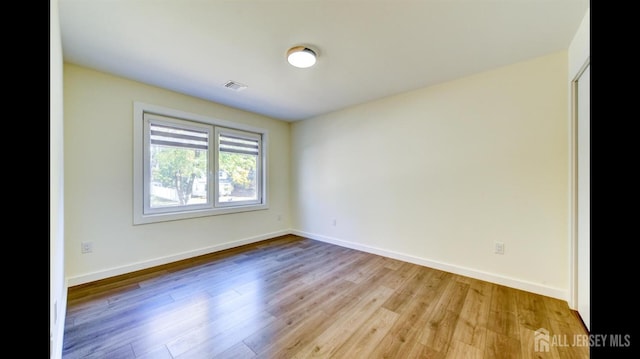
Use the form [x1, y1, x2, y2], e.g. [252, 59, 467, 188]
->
[286, 46, 317, 68]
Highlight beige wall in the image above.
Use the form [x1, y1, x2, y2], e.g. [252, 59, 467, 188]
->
[64, 64, 291, 284]
[292, 52, 569, 298]
[65, 51, 571, 298]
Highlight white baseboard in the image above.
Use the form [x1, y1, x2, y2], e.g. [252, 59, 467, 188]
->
[66, 228, 568, 302]
[291, 230, 568, 301]
[66, 229, 291, 286]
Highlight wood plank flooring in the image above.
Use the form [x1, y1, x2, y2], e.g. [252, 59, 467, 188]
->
[63, 235, 589, 358]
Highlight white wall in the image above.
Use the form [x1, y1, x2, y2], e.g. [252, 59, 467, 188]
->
[64, 64, 291, 284]
[292, 52, 569, 299]
[50, 0, 66, 357]
[569, 8, 590, 80]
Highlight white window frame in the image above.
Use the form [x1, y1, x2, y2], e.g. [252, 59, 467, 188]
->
[144, 113, 214, 215]
[133, 102, 268, 225]
[215, 127, 263, 208]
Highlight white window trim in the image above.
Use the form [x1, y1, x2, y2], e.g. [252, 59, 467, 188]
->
[133, 102, 268, 225]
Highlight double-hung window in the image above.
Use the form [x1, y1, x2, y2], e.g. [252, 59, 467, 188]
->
[134, 102, 267, 224]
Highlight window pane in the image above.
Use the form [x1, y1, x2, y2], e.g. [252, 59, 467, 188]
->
[149, 124, 209, 209]
[218, 151, 258, 203]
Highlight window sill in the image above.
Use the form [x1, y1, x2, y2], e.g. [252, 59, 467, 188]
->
[133, 203, 268, 225]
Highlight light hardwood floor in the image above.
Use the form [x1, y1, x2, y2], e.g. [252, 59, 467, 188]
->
[63, 235, 589, 358]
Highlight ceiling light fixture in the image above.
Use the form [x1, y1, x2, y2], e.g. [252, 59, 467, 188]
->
[287, 46, 317, 68]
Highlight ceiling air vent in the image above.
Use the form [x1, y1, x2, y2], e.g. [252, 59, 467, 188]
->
[223, 80, 248, 92]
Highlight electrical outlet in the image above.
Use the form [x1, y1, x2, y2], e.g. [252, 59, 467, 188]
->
[494, 241, 504, 255]
[277, 214, 282, 221]
[332, 219, 337, 226]
[81, 241, 93, 254]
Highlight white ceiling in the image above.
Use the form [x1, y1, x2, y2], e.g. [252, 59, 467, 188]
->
[58, 0, 589, 122]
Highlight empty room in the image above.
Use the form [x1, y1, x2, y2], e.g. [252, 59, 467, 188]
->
[50, 0, 592, 358]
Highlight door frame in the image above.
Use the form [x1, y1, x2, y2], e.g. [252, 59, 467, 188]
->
[569, 57, 590, 321]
